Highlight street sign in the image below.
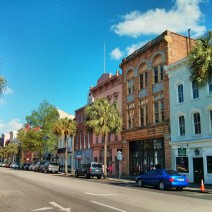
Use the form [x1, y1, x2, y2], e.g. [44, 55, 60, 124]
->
[117, 151, 123, 161]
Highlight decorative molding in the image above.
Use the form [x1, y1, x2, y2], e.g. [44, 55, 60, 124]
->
[139, 88, 148, 98]
[152, 82, 164, 93]
[127, 94, 134, 103]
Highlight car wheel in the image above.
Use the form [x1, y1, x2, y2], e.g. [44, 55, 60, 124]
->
[75, 172, 79, 178]
[176, 187, 183, 191]
[138, 179, 144, 187]
[97, 176, 101, 179]
[159, 182, 165, 190]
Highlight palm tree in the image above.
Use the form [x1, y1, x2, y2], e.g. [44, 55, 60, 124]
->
[85, 98, 122, 178]
[52, 117, 77, 175]
[189, 30, 212, 87]
[0, 76, 7, 95]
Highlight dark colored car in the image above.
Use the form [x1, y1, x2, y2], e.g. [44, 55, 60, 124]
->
[21, 163, 31, 170]
[34, 162, 45, 172]
[41, 162, 59, 173]
[75, 162, 103, 179]
[136, 169, 189, 190]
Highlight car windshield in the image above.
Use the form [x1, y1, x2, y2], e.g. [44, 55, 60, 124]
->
[165, 170, 179, 175]
[92, 163, 102, 168]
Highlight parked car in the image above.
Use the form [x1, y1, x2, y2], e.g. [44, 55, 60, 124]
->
[136, 169, 189, 190]
[75, 162, 103, 179]
[34, 162, 45, 172]
[21, 163, 31, 170]
[41, 162, 59, 173]
[28, 163, 36, 171]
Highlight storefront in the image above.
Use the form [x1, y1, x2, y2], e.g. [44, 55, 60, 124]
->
[171, 140, 212, 184]
[129, 138, 165, 175]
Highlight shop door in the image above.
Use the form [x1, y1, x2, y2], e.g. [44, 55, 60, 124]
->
[193, 158, 204, 183]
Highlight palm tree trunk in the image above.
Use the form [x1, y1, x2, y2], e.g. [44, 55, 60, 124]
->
[104, 134, 107, 178]
[71, 135, 75, 173]
[65, 135, 68, 175]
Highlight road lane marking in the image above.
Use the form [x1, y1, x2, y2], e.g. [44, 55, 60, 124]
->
[32, 207, 53, 211]
[85, 192, 117, 196]
[90, 201, 128, 212]
[49, 202, 71, 212]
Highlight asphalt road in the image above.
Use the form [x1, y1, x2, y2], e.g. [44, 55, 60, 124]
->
[0, 168, 212, 212]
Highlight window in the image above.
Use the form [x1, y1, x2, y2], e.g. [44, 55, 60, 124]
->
[108, 133, 111, 142]
[96, 135, 98, 144]
[178, 84, 184, 103]
[153, 93, 164, 124]
[153, 65, 164, 84]
[193, 112, 201, 134]
[192, 81, 199, 99]
[140, 98, 148, 127]
[79, 131, 82, 149]
[84, 131, 86, 149]
[127, 103, 134, 129]
[207, 156, 212, 173]
[210, 110, 212, 132]
[209, 76, 212, 94]
[87, 132, 90, 149]
[179, 116, 185, 136]
[176, 157, 189, 173]
[140, 72, 148, 89]
[127, 79, 134, 95]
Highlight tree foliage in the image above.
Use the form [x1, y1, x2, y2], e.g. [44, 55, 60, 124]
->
[52, 117, 77, 175]
[85, 98, 122, 177]
[0, 76, 7, 95]
[189, 30, 212, 87]
[17, 100, 59, 162]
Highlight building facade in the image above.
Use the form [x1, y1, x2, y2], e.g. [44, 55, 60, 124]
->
[74, 105, 93, 169]
[120, 30, 195, 176]
[56, 109, 75, 171]
[166, 57, 212, 184]
[89, 71, 122, 175]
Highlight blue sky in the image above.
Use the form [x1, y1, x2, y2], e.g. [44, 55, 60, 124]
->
[0, 0, 211, 134]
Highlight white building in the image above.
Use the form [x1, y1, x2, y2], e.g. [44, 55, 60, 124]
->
[165, 57, 212, 184]
[56, 109, 75, 171]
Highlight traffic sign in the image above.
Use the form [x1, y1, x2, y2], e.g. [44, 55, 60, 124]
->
[117, 151, 123, 161]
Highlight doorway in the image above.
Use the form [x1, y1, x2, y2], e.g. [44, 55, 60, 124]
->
[193, 157, 204, 183]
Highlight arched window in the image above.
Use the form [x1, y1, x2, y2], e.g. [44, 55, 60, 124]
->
[192, 80, 199, 99]
[193, 112, 201, 134]
[126, 70, 134, 95]
[152, 54, 164, 84]
[178, 84, 184, 103]
[178, 116, 185, 136]
[138, 63, 148, 90]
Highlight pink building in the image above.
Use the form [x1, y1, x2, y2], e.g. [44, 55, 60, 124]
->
[90, 70, 122, 175]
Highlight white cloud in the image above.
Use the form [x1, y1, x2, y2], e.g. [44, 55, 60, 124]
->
[0, 119, 23, 134]
[111, 0, 206, 38]
[126, 41, 149, 55]
[0, 98, 6, 106]
[110, 47, 124, 60]
[111, 41, 149, 60]
[3, 87, 13, 95]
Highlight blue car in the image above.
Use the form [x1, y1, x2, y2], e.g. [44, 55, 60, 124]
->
[136, 169, 189, 190]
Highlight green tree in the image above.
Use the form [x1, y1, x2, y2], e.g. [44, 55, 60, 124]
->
[0, 76, 7, 95]
[26, 100, 59, 156]
[189, 30, 212, 87]
[52, 117, 77, 175]
[85, 98, 122, 178]
[7, 143, 19, 162]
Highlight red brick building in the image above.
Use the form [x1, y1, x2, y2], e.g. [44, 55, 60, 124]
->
[120, 30, 195, 175]
[90, 71, 122, 175]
